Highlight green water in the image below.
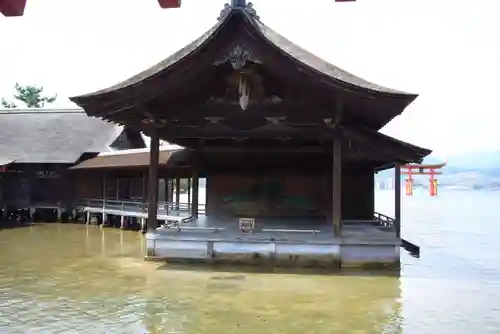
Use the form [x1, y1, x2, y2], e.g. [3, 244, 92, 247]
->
[1, 190, 500, 333]
[0, 224, 401, 333]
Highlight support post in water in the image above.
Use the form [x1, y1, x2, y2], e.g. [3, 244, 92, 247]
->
[429, 169, 438, 196]
[332, 137, 342, 237]
[29, 207, 35, 221]
[147, 128, 160, 232]
[405, 169, 413, 196]
[187, 177, 191, 209]
[192, 174, 199, 218]
[102, 172, 107, 224]
[175, 177, 180, 210]
[394, 164, 402, 238]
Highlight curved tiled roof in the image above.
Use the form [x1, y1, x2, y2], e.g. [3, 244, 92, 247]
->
[71, 8, 414, 104]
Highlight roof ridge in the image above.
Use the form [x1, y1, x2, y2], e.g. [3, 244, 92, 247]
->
[218, 2, 259, 21]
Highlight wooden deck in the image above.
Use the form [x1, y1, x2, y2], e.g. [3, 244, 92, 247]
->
[76, 198, 408, 269]
[147, 215, 401, 270]
[154, 216, 398, 244]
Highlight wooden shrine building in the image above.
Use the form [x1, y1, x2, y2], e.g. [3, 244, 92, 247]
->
[70, 1, 431, 269]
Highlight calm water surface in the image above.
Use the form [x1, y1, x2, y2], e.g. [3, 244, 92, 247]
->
[0, 190, 499, 333]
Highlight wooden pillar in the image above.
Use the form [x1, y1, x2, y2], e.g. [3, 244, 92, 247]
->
[167, 178, 174, 208]
[128, 178, 133, 199]
[166, 179, 172, 209]
[187, 177, 191, 210]
[163, 178, 169, 214]
[163, 177, 170, 215]
[332, 139, 342, 237]
[192, 174, 199, 218]
[29, 207, 36, 221]
[147, 131, 160, 231]
[175, 177, 180, 210]
[0, 173, 4, 214]
[142, 170, 147, 206]
[394, 164, 402, 238]
[116, 179, 120, 200]
[102, 173, 107, 205]
[102, 172, 107, 224]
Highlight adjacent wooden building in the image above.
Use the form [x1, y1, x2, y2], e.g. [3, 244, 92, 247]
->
[71, 145, 193, 209]
[69, 2, 431, 269]
[0, 108, 145, 219]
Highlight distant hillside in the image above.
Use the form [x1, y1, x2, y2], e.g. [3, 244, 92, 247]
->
[375, 151, 500, 190]
[422, 156, 444, 165]
[446, 150, 500, 172]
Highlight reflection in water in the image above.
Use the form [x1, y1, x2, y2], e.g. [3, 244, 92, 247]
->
[0, 224, 402, 333]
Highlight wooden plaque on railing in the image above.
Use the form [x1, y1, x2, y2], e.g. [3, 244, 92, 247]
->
[239, 218, 255, 233]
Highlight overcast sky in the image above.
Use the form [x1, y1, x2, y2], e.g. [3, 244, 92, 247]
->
[0, 0, 498, 157]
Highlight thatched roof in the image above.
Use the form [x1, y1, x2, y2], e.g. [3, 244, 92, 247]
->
[0, 109, 124, 164]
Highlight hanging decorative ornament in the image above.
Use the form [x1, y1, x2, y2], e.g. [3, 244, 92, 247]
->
[0, 0, 26, 17]
[238, 73, 251, 110]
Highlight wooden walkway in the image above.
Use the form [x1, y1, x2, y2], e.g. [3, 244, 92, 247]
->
[75, 198, 204, 223]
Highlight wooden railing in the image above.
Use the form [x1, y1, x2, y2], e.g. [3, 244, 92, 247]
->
[75, 198, 206, 215]
[342, 212, 395, 230]
[373, 212, 395, 229]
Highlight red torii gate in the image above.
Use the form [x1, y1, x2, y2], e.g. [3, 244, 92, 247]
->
[401, 162, 446, 197]
[1, 0, 355, 17]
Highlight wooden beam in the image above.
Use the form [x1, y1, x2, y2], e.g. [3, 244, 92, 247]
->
[146, 102, 343, 119]
[401, 171, 442, 175]
[157, 125, 336, 140]
[198, 146, 331, 154]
